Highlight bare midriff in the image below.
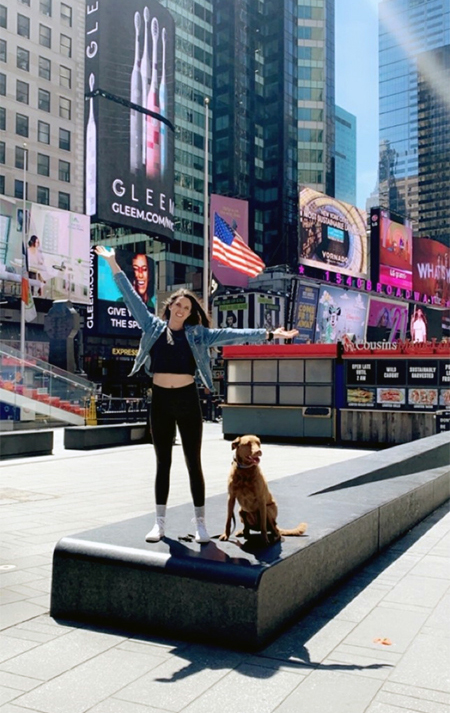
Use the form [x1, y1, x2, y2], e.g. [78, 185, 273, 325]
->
[152, 373, 195, 389]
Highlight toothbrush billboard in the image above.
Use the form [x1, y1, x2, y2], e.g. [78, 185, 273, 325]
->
[84, 1, 175, 241]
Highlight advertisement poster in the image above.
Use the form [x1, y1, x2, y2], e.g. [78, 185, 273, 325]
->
[210, 195, 250, 288]
[212, 292, 285, 330]
[366, 298, 408, 343]
[407, 304, 443, 343]
[371, 209, 413, 290]
[84, 0, 175, 240]
[96, 247, 155, 336]
[298, 187, 368, 279]
[315, 285, 369, 344]
[292, 284, 319, 344]
[0, 197, 90, 304]
[413, 236, 450, 305]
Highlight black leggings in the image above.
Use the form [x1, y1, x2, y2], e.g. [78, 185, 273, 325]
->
[150, 383, 205, 507]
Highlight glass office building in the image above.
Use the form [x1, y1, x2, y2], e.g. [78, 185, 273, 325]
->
[212, 0, 335, 269]
[334, 105, 356, 206]
[378, 0, 450, 229]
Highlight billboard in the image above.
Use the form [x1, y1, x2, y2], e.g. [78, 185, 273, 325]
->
[407, 304, 443, 343]
[210, 195, 250, 288]
[95, 247, 155, 336]
[213, 292, 285, 329]
[370, 208, 413, 290]
[315, 285, 369, 344]
[299, 187, 368, 279]
[366, 297, 408, 343]
[84, 0, 175, 239]
[292, 284, 319, 344]
[0, 197, 90, 304]
[413, 237, 450, 305]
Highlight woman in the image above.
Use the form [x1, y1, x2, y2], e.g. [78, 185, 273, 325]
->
[27, 235, 46, 292]
[95, 246, 298, 544]
[410, 307, 427, 343]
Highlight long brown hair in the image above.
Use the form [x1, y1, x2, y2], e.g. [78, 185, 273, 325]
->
[162, 289, 210, 327]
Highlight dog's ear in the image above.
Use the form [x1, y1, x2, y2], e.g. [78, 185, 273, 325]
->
[231, 437, 241, 451]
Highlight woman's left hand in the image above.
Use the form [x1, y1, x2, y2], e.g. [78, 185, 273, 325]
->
[272, 328, 299, 340]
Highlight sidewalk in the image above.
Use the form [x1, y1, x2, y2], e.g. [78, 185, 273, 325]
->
[1, 424, 449, 713]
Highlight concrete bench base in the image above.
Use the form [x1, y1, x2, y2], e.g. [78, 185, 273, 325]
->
[51, 432, 450, 650]
[64, 422, 148, 450]
[0, 429, 53, 460]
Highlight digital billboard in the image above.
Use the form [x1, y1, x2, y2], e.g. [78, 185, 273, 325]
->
[413, 237, 449, 305]
[84, 0, 175, 240]
[213, 292, 285, 329]
[366, 298, 408, 343]
[95, 247, 155, 336]
[210, 195, 250, 288]
[407, 304, 443, 343]
[0, 197, 90, 304]
[299, 187, 368, 279]
[315, 285, 369, 344]
[370, 208, 413, 290]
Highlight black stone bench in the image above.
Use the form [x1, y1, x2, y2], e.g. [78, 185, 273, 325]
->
[51, 431, 450, 650]
[64, 422, 149, 450]
[0, 429, 53, 460]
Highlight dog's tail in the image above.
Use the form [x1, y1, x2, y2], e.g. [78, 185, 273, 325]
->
[279, 522, 308, 537]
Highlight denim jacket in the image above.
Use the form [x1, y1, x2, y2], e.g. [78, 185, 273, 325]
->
[113, 271, 267, 391]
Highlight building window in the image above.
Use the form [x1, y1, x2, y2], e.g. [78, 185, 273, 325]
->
[59, 159, 70, 182]
[17, 13, 30, 38]
[16, 79, 29, 104]
[0, 72, 5, 96]
[15, 145, 25, 169]
[60, 34, 72, 58]
[39, 56, 51, 80]
[37, 153, 50, 176]
[0, 107, 5, 130]
[37, 185, 50, 204]
[40, 0, 52, 17]
[37, 119, 50, 144]
[60, 3, 72, 27]
[17, 47, 30, 71]
[16, 113, 29, 137]
[0, 141, 5, 164]
[38, 88, 51, 112]
[15, 179, 25, 199]
[59, 127, 71, 151]
[0, 175, 4, 194]
[59, 96, 71, 119]
[39, 24, 51, 48]
[58, 191, 70, 210]
[0, 38, 6, 62]
[0, 5, 7, 29]
[19, 0, 30, 5]
[59, 65, 71, 88]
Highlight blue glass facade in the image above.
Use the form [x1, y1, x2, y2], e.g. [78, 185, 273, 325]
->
[335, 105, 356, 206]
[378, 0, 450, 227]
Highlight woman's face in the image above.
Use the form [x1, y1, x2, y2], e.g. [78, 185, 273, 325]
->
[169, 296, 192, 325]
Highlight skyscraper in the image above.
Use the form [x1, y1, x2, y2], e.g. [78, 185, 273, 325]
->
[212, 0, 335, 270]
[378, 0, 450, 230]
[335, 105, 356, 206]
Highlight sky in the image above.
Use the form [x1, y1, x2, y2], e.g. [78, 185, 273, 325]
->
[335, 0, 380, 209]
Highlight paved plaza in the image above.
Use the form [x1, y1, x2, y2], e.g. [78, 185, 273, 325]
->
[1, 423, 449, 713]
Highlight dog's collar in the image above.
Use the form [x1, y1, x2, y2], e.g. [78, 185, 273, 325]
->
[233, 454, 256, 469]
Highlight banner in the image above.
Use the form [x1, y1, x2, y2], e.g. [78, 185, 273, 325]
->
[413, 237, 450, 305]
[366, 298, 408, 343]
[292, 284, 319, 344]
[315, 285, 369, 344]
[210, 195, 250, 288]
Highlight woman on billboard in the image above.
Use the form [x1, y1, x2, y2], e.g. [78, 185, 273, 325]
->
[95, 246, 298, 544]
[410, 307, 428, 343]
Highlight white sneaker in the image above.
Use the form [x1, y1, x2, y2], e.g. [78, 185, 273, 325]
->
[145, 517, 165, 542]
[194, 517, 210, 544]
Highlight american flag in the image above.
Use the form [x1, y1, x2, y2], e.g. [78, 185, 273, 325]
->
[212, 213, 265, 278]
[21, 240, 36, 322]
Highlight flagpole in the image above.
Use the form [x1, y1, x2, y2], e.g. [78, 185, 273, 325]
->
[202, 97, 210, 312]
[20, 143, 28, 363]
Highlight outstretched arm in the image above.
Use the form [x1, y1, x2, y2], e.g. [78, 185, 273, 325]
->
[271, 327, 299, 340]
[94, 245, 122, 274]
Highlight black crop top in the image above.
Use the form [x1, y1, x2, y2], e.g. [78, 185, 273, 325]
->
[150, 327, 197, 375]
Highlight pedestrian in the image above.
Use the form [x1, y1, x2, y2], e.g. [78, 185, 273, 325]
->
[95, 246, 298, 544]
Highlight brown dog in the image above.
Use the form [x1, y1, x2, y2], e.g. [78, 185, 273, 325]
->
[219, 435, 307, 545]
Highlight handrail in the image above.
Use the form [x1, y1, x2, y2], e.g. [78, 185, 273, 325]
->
[0, 343, 96, 392]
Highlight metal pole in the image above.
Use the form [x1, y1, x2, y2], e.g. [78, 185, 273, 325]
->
[20, 143, 27, 363]
[202, 97, 210, 312]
